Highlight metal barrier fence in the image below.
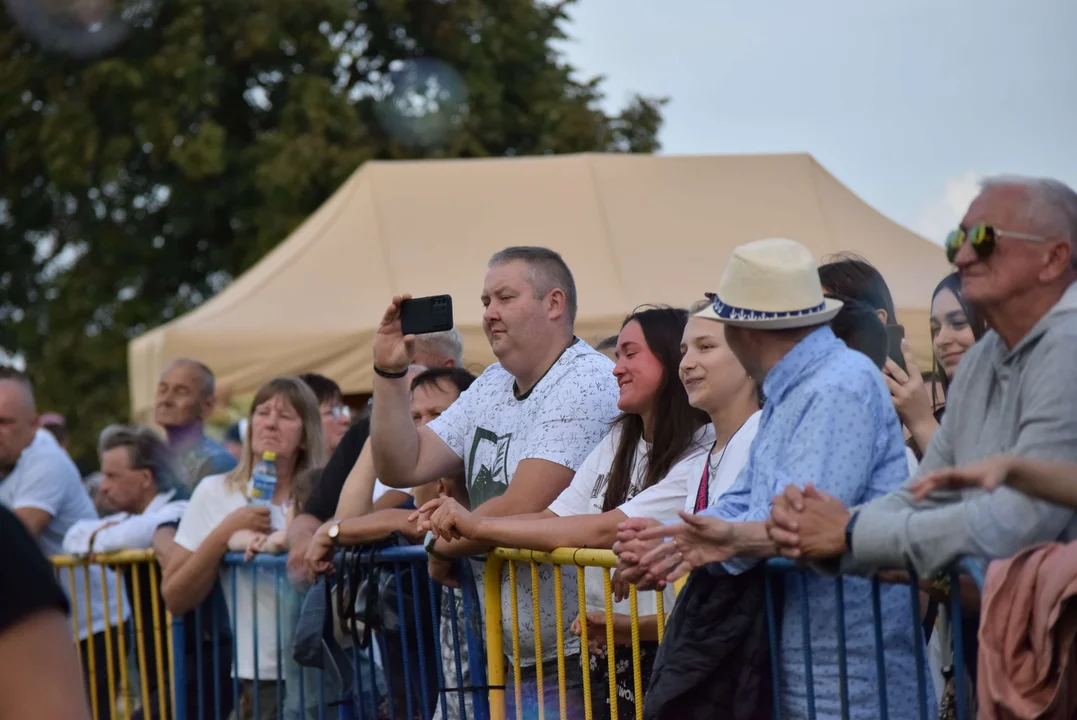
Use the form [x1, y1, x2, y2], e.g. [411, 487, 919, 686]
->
[51, 545, 489, 720]
[483, 548, 678, 720]
[482, 550, 986, 720]
[52, 550, 175, 720]
[762, 557, 986, 720]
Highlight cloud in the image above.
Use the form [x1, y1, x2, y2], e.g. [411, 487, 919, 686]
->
[913, 172, 982, 244]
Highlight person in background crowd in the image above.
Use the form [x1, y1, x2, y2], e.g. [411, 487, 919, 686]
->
[0, 504, 92, 720]
[61, 425, 198, 720]
[768, 175, 1077, 580]
[298, 373, 351, 455]
[0, 366, 129, 720]
[162, 377, 327, 719]
[305, 367, 477, 720]
[40, 411, 69, 450]
[416, 306, 756, 720]
[155, 358, 237, 490]
[63, 425, 188, 554]
[616, 239, 932, 719]
[306, 367, 477, 568]
[371, 246, 621, 717]
[286, 330, 462, 585]
[818, 257, 921, 474]
[884, 272, 987, 458]
[225, 419, 246, 461]
[818, 252, 899, 325]
[595, 333, 618, 361]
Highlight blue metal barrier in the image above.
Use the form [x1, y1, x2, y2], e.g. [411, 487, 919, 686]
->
[763, 558, 984, 720]
[167, 546, 489, 720]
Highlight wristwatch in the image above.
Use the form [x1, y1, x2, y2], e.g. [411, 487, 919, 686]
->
[424, 530, 451, 561]
[327, 520, 342, 545]
[844, 511, 860, 554]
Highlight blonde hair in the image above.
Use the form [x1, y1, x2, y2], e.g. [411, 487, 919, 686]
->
[226, 377, 327, 493]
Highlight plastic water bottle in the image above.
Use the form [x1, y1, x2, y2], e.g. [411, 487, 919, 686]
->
[249, 451, 277, 507]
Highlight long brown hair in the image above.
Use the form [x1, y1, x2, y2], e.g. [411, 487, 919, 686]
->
[225, 377, 327, 493]
[601, 307, 710, 512]
[931, 272, 986, 406]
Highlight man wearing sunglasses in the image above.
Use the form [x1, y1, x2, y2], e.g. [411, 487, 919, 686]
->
[766, 175, 1077, 581]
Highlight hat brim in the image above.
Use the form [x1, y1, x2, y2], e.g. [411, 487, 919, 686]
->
[693, 296, 844, 329]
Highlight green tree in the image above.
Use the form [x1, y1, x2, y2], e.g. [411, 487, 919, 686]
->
[0, 0, 666, 467]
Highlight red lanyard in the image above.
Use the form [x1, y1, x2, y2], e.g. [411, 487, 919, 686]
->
[693, 441, 718, 513]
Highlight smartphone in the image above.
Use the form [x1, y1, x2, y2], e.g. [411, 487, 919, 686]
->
[885, 324, 908, 373]
[400, 295, 453, 336]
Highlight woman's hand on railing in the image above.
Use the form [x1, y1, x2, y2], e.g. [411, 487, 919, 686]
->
[612, 518, 664, 600]
[410, 497, 477, 542]
[243, 533, 269, 562]
[635, 512, 736, 589]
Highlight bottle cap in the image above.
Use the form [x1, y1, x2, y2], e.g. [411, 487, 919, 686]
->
[262, 451, 277, 462]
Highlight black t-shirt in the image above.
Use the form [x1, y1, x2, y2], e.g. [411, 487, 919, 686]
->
[304, 417, 370, 522]
[0, 505, 69, 634]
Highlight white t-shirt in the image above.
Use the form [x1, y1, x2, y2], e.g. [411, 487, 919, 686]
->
[548, 424, 715, 619]
[371, 478, 412, 504]
[675, 411, 762, 514]
[173, 473, 288, 680]
[428, 338, 620, 666]
[0, 430, 129, 639]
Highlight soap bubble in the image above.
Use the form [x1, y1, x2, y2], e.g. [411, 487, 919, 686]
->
[374, 58, 469, 150]
[4, 0, 160, 60]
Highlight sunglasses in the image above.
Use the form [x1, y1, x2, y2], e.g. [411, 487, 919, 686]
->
[945, 224, 1049, 264]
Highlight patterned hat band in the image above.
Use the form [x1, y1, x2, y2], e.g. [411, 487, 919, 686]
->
[704, 292, 828, 322]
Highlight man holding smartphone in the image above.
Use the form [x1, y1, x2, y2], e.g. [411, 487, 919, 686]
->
[371, 246, 620, 717]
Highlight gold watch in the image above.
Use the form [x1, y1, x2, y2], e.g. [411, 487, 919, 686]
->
[327, 520, 342, 545]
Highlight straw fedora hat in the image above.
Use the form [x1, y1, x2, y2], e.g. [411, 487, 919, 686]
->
[695, 238, 843, 329]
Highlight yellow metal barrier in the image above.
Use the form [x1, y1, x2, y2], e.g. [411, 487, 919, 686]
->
[51, 550, 175, 720]
[485, 548, 680, 720]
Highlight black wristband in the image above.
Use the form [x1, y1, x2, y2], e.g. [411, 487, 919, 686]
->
[844, 511, 860, 554]
[373, 365, 409, 379]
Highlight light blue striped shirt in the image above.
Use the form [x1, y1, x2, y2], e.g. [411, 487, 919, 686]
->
[701, 326, 936, 720]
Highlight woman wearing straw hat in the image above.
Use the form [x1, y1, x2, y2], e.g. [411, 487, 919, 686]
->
[615, 238, 934, 720]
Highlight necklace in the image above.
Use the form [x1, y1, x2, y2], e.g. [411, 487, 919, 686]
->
[694, 417, 751, 513]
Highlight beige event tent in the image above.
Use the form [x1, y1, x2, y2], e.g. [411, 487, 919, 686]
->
[128, 152, 952, 421]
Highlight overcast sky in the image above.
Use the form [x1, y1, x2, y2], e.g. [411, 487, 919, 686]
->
[559, 0, 1077, 244]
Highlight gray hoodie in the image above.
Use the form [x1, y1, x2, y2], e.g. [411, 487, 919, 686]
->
[843, 281, 1077, 578]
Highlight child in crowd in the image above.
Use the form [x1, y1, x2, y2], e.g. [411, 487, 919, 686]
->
[229, 465, 321, 559]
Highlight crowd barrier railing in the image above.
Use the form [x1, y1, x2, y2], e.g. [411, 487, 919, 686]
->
[762, 556, 986, 720]
[51, 545, 490, 720]
[51, 549, 176, 720]
[483, 547, 679, 720]
[481, 549, 986, 720]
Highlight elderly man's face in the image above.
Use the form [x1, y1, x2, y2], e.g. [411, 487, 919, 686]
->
[154, 364, 210, 429]
[955, 185, 1070, 306]
[0, 381, 37, 469]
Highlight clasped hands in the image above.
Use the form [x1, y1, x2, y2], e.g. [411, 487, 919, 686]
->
[764, 483, 852, 561]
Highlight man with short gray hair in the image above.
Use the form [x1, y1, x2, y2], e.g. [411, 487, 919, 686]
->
[414, 328, 464, 368]
[154, 358, 235, 489]
[768, 175, 1077, 579]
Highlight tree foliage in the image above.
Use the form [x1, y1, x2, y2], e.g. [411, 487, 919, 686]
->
[0, 0, 666, 466]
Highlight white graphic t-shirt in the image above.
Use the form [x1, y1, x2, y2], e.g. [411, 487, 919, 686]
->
[548, 424, 714, 620]
[428, 339, 620, 666]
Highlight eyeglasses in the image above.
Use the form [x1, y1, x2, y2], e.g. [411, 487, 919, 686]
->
[945, 224, 1049, 263]
[323, 405, 351, 421]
